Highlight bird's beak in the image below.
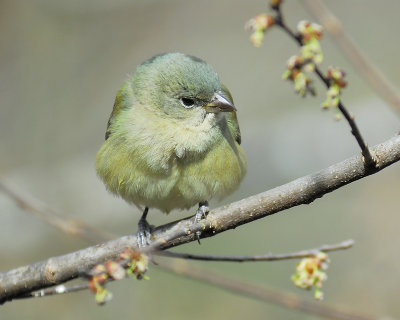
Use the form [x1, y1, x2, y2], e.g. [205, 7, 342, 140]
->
[202, 92, 237, 113]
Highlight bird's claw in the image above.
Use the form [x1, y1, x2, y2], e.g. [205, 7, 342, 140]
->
[194, 202, 209, 244]
[137, 217, 153, 248]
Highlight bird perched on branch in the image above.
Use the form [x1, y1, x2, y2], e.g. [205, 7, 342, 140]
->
[96, 53, 247, 246]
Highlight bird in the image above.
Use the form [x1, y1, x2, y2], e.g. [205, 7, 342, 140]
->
[95, 52, 247, 247]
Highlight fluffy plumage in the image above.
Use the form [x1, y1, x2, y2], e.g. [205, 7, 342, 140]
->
[96, 53, 247, 213]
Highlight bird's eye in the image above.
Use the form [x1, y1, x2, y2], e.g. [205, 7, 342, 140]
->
[180, 97, 195, 108]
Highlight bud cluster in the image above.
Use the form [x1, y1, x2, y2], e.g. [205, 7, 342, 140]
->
[282, 21, 324, 97]
[88, 247, 149, 305]
[323, 67, 347, 111]
[291, 252, 329, 300]
[245, 13, 275, 47]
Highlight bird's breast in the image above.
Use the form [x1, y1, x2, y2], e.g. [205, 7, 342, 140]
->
[96, 107, 246, 212]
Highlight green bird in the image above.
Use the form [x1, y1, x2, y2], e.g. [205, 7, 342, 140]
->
[96, 53, 247, 246]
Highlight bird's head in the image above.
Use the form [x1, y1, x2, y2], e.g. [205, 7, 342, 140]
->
[132, 53, 235, 122]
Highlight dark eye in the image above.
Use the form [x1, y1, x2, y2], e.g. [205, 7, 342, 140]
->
[180, 97, 195, 108]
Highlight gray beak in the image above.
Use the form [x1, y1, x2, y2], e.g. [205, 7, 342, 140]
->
[202, 92, 237, 113]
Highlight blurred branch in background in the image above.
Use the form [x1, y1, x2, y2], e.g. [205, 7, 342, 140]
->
[157, 259, 377, 320]
[0, 180, 114, 243]
[301, 0, 400, 115]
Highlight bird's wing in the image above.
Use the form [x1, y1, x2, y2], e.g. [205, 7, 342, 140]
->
[105, 81, 133, 140]
[221, 84, 242, 145]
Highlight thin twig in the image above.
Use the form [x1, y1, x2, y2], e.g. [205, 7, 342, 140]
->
[1, 135, 399, 304]
[158, 239, 354, 262]
[273, 3, 377, 169]
[15, 283, 89, 300]
[156, 259, 377, 320]
[313, 70, 376, 169]
[301, 0, 400, 115]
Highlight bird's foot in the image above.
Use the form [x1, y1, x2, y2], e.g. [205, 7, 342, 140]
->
[194, 202, 209, 244]
[137, 209, 153, 248]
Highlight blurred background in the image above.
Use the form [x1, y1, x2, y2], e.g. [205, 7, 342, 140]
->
[1, 0, 399, 319]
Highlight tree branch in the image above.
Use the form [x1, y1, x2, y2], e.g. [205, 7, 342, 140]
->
[158, 239, 354, 262]
[274, 4, 377, 169]
[1, 134, 399, 304]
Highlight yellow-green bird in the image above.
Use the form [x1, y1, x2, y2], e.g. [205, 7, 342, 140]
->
[96, 53, 247, 246]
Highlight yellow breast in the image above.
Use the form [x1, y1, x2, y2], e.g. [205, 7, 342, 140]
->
[95, 105, 247, 213]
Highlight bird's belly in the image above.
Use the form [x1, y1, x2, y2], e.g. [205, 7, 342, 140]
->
[155, 139, 247, 212]
[98, 135, 246, 213]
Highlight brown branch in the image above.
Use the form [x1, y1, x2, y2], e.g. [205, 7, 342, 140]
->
[0, 135, 399, 304]
[156, 259, 377, 320]
[301, 0, 400, 115]
[158, 239, 354, 262]
[273, 3, 377, 169]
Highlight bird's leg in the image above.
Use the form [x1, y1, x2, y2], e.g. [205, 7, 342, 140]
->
[137, 207, 152, 248]
[194, 201, 209, 243]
